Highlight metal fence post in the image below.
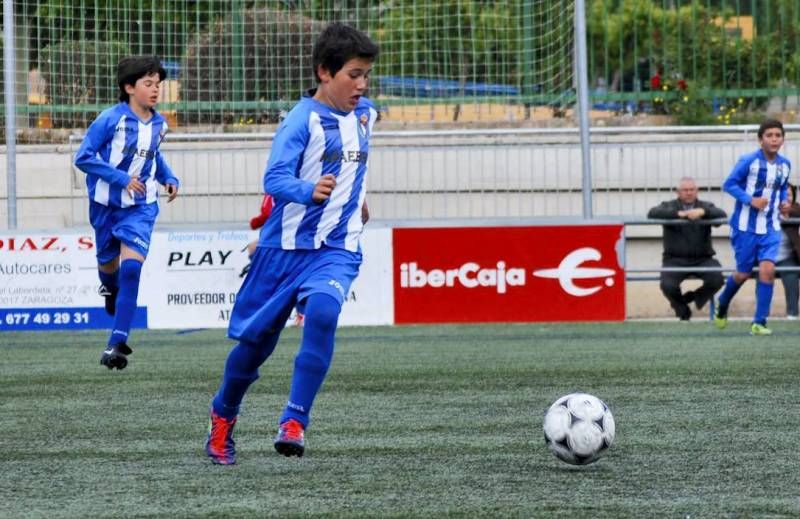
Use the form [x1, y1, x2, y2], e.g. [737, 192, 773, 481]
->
[4, 0, 18, 229]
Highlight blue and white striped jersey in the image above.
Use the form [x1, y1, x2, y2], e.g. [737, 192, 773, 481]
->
[724, 148, 790, 234]
[259, 92, 377, 253]
[74, 102, 179, 208]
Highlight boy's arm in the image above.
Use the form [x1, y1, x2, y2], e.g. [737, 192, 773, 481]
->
[154, 153, 180, 187]
[73, 113, 132, 188]
[722, 157, 754, 206]
[263, 120, 317, 205]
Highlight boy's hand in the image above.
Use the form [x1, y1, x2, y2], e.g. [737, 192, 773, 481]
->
[126, 176, 146, 195]
[312, 174, 336, 203]
[750, 197, 769, 210]
[165, 183, 179, 203]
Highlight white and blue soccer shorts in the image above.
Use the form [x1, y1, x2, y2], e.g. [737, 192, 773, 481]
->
[228, 245, 362, 344]
[89, 200, 159, 264]
[730, 227, 781, 274]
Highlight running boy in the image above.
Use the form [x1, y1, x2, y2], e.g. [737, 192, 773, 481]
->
[714, 119, 791, 335]
[205, 23, 379, 464]
[74, 56, 180, 369]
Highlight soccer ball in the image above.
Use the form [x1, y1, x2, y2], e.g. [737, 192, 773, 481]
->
[543, 392, 615, 465]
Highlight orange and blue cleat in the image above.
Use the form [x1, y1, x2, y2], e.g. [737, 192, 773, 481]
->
[206, 409, 237, 465]
[274, 418, 305, 457]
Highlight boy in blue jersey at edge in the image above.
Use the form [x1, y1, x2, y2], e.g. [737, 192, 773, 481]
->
[205, 23, 379, 464]
[714, 119, 791, 336]
[74, 56, 180, 369]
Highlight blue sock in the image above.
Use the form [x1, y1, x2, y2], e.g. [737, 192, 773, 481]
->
[98, 269, 118, 290]
[108, 259, 142, 346]
[717, 275, 743, 313]
[754, 280, 774, 325]
[281, 294, 341, 429]
[212, 336, 279, 419]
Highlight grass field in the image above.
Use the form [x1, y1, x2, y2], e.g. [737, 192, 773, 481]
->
[2, 321, 800, 518]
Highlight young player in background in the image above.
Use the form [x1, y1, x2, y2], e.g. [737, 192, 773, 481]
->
[74, 56, 180, 369]
[714, 119, 791, 335]
[205, 23, 379, 464]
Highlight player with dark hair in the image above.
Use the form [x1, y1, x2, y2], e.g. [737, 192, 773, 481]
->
[714, 119, 791, 335]
[205, 23, 379, 464]
[74, 55, 180, 369]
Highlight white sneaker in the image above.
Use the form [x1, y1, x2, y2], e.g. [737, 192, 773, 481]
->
[787, 315, 798, 321]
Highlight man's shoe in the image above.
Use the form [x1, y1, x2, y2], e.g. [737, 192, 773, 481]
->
[274, 418, 305, 457]
[750, 323, 773, 336]
[100, 343, 132, 370]
[98, 285, 118, 316]
[713, 304, 728, 330]
[206, 410, 237, 465]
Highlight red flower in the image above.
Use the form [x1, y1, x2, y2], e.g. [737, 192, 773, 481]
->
[650, 74, 662, 90]
[677, 79, 687, 90]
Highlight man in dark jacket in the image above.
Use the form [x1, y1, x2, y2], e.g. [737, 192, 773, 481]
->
[648, 177, 728, 320]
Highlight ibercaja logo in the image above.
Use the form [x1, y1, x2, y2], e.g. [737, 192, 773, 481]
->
[392, 226, 625, 324]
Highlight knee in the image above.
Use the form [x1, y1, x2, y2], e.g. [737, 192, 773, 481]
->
[759, 265, 776, 282]
[305, 295, 341, 334]
[119, 259, 143, 282]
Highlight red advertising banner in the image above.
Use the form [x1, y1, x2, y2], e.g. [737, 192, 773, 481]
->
[393, 225, 625, 324]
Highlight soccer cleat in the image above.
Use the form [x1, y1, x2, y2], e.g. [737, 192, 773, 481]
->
[206, 410, 237, 465]
[98, 284, 119, 316]
[750, 323, 773, 336]
[713, 304, 727, 330]
[100, 343, 132, 370]
[274, 419, 305, 457]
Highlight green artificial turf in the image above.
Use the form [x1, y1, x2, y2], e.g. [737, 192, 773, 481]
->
[1, 322, 799, 517]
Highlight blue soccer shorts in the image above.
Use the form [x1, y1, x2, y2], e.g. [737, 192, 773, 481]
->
[730, 227, 781, 274]
[228, 245, 362, 344]
[89, 200, 159, 264]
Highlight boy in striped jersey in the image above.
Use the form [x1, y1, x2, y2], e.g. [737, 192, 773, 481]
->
[74, 56, 180, 369]
[714, 119, 791, 335]
[205, 23, 379, 464]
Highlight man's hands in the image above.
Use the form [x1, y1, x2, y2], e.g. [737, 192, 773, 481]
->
[312, 174, 336, 203]
[677, 207, 705, 220]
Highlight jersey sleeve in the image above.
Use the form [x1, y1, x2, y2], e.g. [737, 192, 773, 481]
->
[263, 115, 316, 205]
[723, 155, 753, 206]
[73, 111, 131, 188]
[154, 152, 180, 187]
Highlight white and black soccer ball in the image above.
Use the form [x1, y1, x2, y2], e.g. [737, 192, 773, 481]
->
[543, 392, 615, 465]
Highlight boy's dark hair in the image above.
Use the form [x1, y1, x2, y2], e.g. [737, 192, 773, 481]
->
[312, 23, 379, 82]
[117, 56, 167, 102]
[758, 118, 784, 138]
[789, 183, 797, 202]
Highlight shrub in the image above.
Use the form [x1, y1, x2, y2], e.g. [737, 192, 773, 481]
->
[39, 40, 128, 128]
[181, 8, 326, 125]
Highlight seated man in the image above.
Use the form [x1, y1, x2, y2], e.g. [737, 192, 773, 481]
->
[648, 177, 727, 320]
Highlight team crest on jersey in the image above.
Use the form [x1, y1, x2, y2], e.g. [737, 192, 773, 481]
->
[358, 113, 369, 138]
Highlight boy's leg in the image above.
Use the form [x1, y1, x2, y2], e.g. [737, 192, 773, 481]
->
[107, 247, 144, 347]
[98, 258, 120, 316]
[206, 335, 281, 465]
[275, 293, 340, 457]
[211, 335, 281, 419]
[716, 229, 754, 324]
[279, 293, 341, 428]
[89, 201, 121, 316]
[275, 247, 361, 457]
[751, 233, 781, 331]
